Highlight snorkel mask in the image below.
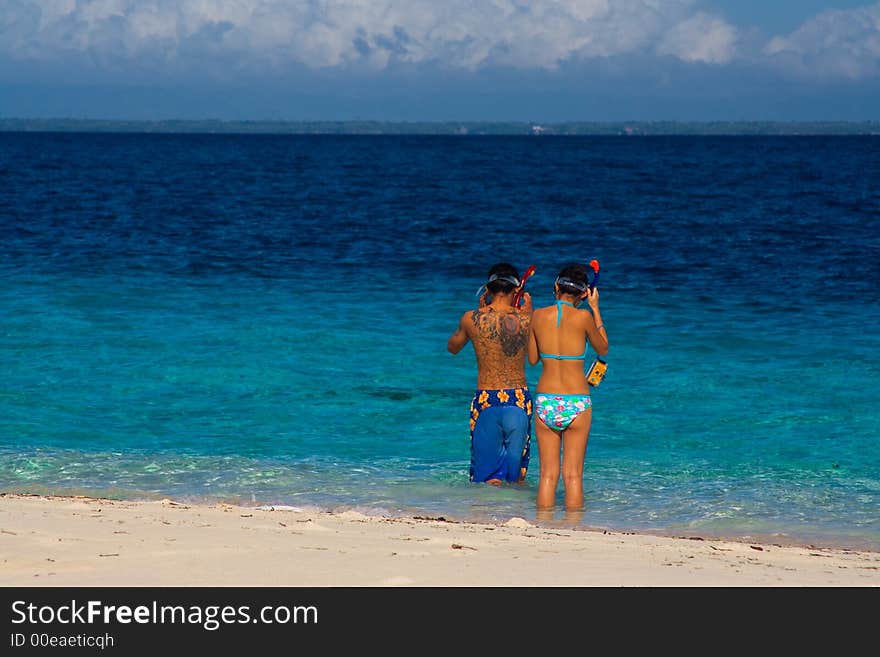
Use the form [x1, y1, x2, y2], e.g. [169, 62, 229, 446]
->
[474, 273, 521, 299]
[554, 276, 588, 294]
[554, 260, 600, 303]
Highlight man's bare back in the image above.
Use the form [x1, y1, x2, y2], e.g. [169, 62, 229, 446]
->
[464, 307, 530, 389]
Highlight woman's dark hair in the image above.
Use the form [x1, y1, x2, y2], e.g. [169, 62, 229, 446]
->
[486, 262, 521, 295]
[555, 263, 589, 297]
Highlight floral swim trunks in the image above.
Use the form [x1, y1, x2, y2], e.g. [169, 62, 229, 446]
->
[469, 387, 532, 483]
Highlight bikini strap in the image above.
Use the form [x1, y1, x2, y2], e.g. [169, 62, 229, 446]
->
[555, 300, 574, 327]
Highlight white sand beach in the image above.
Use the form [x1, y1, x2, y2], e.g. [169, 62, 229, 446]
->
[1, 493, 878, 586]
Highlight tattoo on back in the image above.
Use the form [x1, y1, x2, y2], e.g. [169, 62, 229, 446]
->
[471, 308, 529, 356]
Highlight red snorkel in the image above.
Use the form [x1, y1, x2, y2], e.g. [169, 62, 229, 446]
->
[588, 259, 600, 292]
[512, 265, 536, 309]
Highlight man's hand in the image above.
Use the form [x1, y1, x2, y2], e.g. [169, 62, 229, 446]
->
[519, 292, 533, 314]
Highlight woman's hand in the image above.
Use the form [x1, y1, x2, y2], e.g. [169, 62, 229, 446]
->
[585, 287, 600, 311]
[519, 292, 533, 314]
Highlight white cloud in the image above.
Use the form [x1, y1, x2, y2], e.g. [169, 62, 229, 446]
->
[0, 0, 739, 74]
[657, 12, 738, 64]
[763, 2, 880, 79]
[8, 1, 878, 81]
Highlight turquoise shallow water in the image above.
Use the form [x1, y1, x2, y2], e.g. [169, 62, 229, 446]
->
[1, 133, 878, 550]
[2, 270, 878, 549]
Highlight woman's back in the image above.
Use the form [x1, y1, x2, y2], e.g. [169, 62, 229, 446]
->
[530, 300, 594, 394]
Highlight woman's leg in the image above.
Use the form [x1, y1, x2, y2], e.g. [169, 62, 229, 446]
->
[535, 418, 561, 509]
[561, 409, 592, 511]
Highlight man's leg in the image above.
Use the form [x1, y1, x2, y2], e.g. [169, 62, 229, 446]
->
[500, 406, 531, 483]
[470, 406, 507, 484]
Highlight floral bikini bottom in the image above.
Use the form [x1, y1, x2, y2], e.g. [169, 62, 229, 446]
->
[534, 393, 592, 432]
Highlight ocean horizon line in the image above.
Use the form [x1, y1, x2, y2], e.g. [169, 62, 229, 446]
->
[2, 117, 880, 136]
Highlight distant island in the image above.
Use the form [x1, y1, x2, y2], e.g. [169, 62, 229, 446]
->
[1, 118, 879, 135]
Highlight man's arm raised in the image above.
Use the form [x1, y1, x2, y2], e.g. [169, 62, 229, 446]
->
[447, 312, 471, 354]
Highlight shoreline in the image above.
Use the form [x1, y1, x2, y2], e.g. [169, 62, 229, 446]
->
[2, 493, 878, 586]
[6, 484, 876, 555]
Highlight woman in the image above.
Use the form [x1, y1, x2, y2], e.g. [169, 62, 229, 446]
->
[528, 263, 609, 510]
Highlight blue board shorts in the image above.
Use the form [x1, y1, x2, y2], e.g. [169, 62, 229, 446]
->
[469, 387, 532, 483]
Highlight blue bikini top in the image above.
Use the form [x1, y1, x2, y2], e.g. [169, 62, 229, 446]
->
[538, 300, 590, 361]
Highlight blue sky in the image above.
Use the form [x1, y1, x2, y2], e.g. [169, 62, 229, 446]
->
[1, 1, 878, 121]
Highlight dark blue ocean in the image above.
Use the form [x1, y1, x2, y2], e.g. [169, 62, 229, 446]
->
[1, 132, 878, 550]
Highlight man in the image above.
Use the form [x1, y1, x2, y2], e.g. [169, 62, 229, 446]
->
[447, 263, 533, 484]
